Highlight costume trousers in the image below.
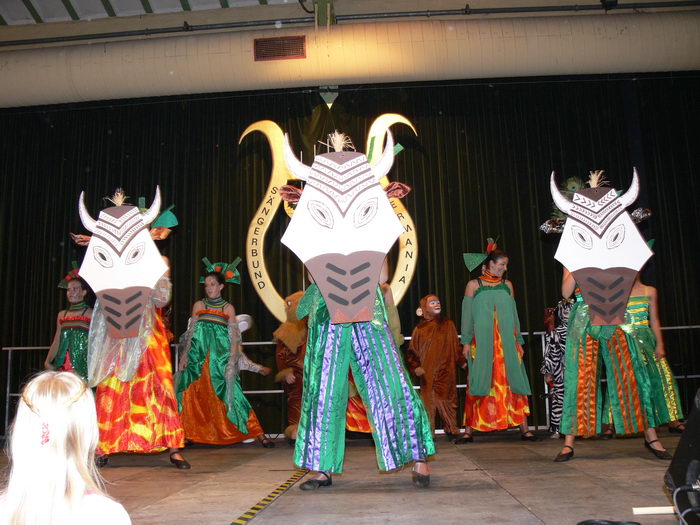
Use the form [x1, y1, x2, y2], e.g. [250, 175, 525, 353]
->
[294, 320, 435, 473]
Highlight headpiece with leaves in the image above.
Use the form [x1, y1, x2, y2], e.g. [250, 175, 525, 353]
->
[200, 257, 242, 285]
[58, 261, 81, 289]
[463, 237, 499, 272]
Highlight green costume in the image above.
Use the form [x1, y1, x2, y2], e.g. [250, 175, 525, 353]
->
[602, 295, 683, 426]
[460, 281, 531, 396]
[561, 292, 658, 437]
[51, 302, 90, 381]
[175, 297, 258, 433]
[294, 284, 435, 474]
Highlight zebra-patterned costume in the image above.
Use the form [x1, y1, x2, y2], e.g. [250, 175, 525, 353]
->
[541, 299, 572, 434]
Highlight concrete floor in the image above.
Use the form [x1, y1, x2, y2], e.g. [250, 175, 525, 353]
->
[0, 431, 683, 524]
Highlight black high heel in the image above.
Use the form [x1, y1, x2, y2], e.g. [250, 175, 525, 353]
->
[521, 431, 539, 442]
[668, 423, 685, 434]
[554, 445, 574, 462]
[299, 471, 332, 490]
[454, 432, 474, 444]
[644, 440, 672, 460]
[412, 460, 430, 488]
[169, 452, 191, 470]
[258, 436, 276, 448]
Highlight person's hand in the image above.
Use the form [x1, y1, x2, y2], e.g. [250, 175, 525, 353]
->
[285, 373, 296, 384]
[462, 344, 470, 360]
[655, 345, 666, 360]
[259, 366, 272, 376]
[414, 367, 426, 377]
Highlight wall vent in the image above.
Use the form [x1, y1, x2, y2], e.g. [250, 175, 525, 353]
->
[254, 36, 306, 61]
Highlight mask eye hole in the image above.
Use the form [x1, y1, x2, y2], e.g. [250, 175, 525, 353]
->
[571, 225, 593, 250]
[93, 246, 113, 268]
[353, 198, 378, 228]
[307, 200, 334, 229]
[125, 242, 145, 265]
[606, 224, 625, 249]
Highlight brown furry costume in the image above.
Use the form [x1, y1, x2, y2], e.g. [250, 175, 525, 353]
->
[406, 294, 465, 435]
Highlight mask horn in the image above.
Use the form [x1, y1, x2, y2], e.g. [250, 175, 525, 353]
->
[372, 130, 394, 181]
[550, 171, 573, 214]
[618, 168, 641, 209]
[78, 192, 97, 233]
[141, 186, 162, 226]
[284, 134, 312, 181]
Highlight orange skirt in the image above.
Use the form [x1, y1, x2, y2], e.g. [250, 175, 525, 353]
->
[96, 315, 185, 454]
[345, 372, 372, 433]
[464, 315, 530, 432]
[180, 354, 264, 444]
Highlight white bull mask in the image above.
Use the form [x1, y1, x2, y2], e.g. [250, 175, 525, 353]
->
[551, 169, 652, 326]
[78, 188, 168, 338]
[281, 131, 410, 324]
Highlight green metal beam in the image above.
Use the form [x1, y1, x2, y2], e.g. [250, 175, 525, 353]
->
[140, 0, 153, 14]
[258, 0, 269, 4]
[180, 0, 192, 10]
[0, 13, 7, 25]
[100, 0, 117, 17]
[61, 0, 80, 20]
[219, 0, 229, 7]
[21, 0, 43, 23]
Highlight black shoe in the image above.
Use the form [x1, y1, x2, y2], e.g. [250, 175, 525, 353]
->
[299, 471, 332, 490]
[446, 433, 458, 442]
[287, 438, 296, 447]
[454, 433, 473, 444]
[521, 432, 539, 442]
[169, 453, 191, 470]
[412, 460, 430, 489]
[259, 437, 276, 448]
[600, 431, 614, 440]
[668, 424, 685, 434]
[644, 440, 672, 460]
[96, 455, 108, 468]
[554, 445, 574, 462]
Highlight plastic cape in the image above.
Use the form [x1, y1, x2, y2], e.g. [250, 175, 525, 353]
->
[460, 284, 531, 396]
[87, 277, 171, 387]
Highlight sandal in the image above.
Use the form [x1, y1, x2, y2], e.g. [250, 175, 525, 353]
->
[412, 459, 430, 489]
[668, 423, 686, 434]
[554, 445, 574, 462]
[644, 440, 672, 460]
[299, 471, 332, 490]
[521, 431, 539, 442]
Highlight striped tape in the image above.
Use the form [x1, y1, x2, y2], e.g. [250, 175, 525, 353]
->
[230, 469, 308, 524]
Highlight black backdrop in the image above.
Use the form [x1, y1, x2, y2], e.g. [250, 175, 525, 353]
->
[2, 72, 699, 435]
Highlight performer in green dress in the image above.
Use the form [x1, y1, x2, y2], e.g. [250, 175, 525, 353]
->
[44, 263, 92, 381]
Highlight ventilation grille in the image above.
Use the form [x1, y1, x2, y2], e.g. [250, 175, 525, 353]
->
[254, 36, 306, 62]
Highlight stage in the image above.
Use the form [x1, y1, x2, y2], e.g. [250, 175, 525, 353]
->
[0, 430, 680, 525]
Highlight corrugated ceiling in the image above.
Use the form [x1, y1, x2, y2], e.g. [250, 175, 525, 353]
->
[0, 0, 296, 25]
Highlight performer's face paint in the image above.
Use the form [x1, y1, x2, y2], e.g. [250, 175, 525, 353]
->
[204, 276, 224, 300]
[66, 280, 87, 304]
[486, 256, 509, 277]
[424, 296, 441, 318]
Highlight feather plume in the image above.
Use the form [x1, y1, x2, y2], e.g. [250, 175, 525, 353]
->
[106, 188, 129, 206]
[587, 170, 609, 188]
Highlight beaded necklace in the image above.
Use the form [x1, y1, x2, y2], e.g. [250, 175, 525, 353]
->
[68, 301, 87, 311]
[203, 296, 227, 309]
[479, 269, 502, 284]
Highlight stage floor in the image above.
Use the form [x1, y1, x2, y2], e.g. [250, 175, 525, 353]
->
[0, 431, 682, 524]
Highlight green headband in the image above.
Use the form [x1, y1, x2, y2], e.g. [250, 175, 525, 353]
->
[463, 237, 499, 272]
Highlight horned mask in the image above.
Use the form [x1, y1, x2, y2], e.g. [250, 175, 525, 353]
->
[550, 169, 652, 325]
[281, 131, 410, 324]
[78, 188, 168, 338]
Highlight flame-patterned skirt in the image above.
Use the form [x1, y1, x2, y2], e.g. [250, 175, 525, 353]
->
[95, 314, 185, 454]
[464, 314, 530, 431]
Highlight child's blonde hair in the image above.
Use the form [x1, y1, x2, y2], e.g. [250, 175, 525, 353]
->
[1, 371, 105, 525]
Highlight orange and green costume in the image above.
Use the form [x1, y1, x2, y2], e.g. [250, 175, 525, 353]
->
[560, 292, 657, 437]
[461, 278, 531, 431]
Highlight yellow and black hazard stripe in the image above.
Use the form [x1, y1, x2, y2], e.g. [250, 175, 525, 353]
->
[230, 469, 308, 524]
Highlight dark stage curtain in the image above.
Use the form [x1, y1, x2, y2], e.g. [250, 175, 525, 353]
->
[1, 73, 699, 434]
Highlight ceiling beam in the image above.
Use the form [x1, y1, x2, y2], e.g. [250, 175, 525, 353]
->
[61, 0, 80, 21]
[140, 0, 153, 14]
[20, 0, 43, 23]
[100, 0, 117, 17]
